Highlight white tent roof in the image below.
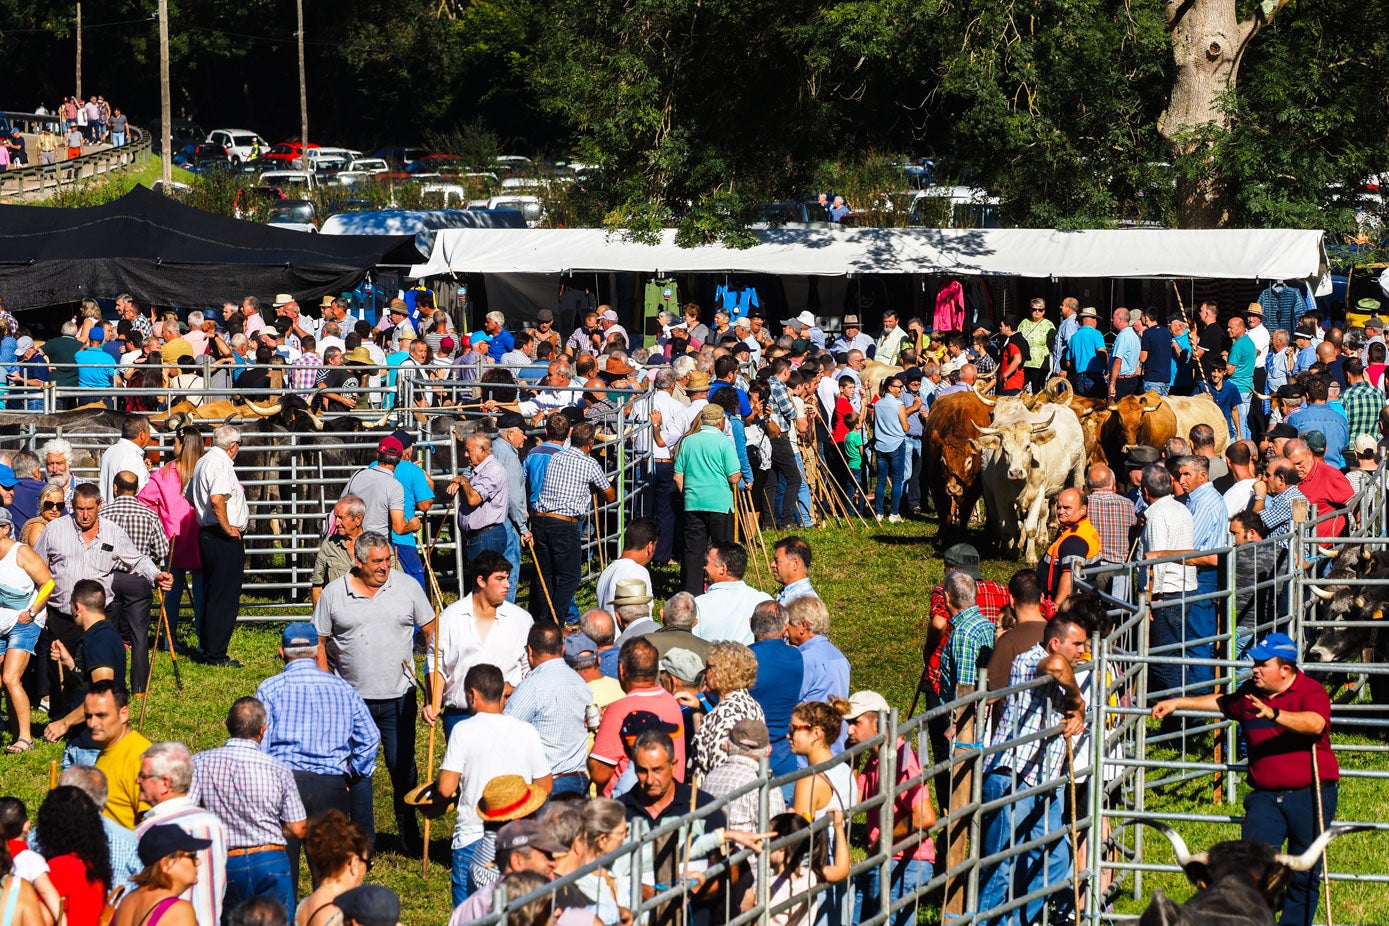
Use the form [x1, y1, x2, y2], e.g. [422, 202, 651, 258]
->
[410, 226, 1328, 283]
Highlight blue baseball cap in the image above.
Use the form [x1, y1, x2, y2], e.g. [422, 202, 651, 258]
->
[88, 327, 105, 342]
[282, 621, 318, 648]
[0, 465, 15, 489]
[1248, 632, 1298, 663]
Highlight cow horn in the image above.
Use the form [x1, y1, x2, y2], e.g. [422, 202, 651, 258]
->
[167, 411, 188, 432]
[972, 383, 996, 407]
[245, 400, 282, 417]
[1354, 596, 1366, 609]
[1275, 824, 1373, 872]
[369, 411, 391, 429]
[1134, 821, 1203, 869]
[1362, 547, 1375, 562]
[1031, 411, 1055, 433]
[1319, 544, 1339, 559]
[1106, 401, 1118, 412]
[1254, 392, 1274, 401]
[1307, 585, 1335, 601]
[1045, 375, 1071, 397]
[304, 409, 325, 431]
[1140, 399, 1161, 413]
[974, 423, 1000, 437]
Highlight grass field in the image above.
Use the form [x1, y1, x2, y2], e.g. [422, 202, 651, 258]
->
[5, 514, 1389, 923]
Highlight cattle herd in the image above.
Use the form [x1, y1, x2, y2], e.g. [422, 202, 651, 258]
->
[921, 376, 1228, 562]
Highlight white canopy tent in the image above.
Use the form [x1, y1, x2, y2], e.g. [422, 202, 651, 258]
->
[410, 226, 1329, 288]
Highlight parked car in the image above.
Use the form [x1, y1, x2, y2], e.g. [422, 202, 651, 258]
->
[261, 142, 320, 166]
[259, 169, 317, 193]
[345, 158, 389, 175]
[266, 199, 319, 233]
[486, 194, 545, 227]
[148, 119, 205, 155]
[372, 146, 430, 168]
[172, 142, 230, 171]
[753, 201, 832, 225]
[205, 129, 267, 166]
[233, 186, 286, 219]
[406, 154, 464, 176]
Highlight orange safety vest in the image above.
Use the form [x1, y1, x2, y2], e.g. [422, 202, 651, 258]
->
[1044, 517, 1102, 596]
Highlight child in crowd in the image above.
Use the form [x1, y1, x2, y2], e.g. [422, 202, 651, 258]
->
[843, 412, 867, 512]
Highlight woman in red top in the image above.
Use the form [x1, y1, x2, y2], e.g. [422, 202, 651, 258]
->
[35, 787, 111, 926]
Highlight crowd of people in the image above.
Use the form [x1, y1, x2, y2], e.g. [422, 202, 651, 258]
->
[0, 287, 1379, 926]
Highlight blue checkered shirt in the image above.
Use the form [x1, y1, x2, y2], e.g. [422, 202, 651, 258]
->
[1262, 486, 1308, 551]
[191, 738, 307, 848]
[502, 657, 594, 776]
[1340, 382, 1383, 445]
[766, 376, 799, 431]
[984, 643, 1067, 788]
[940, 606, 994, 697]
[535, 447, 610, 517]
[254, 658, 380, 778]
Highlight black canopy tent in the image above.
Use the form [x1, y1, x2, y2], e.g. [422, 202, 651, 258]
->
[0, 186, 421, 310]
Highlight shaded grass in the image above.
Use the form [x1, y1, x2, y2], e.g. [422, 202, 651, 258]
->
[5, 514, 1389, 923]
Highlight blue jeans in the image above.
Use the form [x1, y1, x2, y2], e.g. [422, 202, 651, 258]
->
[394, 544, 427, 593]
[1237, 389, 1252, 440]
[165, 568, 204, 644]
[452, 840, 481, 906]
[1243, 784, 1338, 926]
[464, 523, 508, 564]
[851, 857, 929, 926]
[111, 131, 126, 147]
[551, 772, 590, 798]
[874, 444, 906, 517]
[1186, 569, 1219, 694]
[224, 849, 295, 922]
[1143, 381, 1171, 396]
[979, 770, 1070, 926]
[503, 522, 521, 604]
[63, 744, 100, 770]
[902, 437, 922, 512]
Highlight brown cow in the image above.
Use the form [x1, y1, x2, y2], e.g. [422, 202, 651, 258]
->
[161, 398, 288, 426]
[923, 389, 994, 530]
[1044, 378, 1114, 467]
[1099, 391, 1179, 465]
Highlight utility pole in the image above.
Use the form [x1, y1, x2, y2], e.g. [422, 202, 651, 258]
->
[159, 0, 171, 189]
[297, 0, 308, 164]
[75, 3, 82, 100]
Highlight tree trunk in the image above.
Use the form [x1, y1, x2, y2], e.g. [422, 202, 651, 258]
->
[1158, 0, 1256, 227]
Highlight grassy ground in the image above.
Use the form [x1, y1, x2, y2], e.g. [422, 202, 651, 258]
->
[5, 514, 1388, 923]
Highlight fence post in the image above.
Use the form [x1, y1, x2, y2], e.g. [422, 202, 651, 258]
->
[451, 432, 465, 593]
[1132, 592, 1150, 901]
[946, 671, 985, 922]
[878, 709, 899, 926]
[1290, 499, 1309, 649]
[756, 757, 771, 926]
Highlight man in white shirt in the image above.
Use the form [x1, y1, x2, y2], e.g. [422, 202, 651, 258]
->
[428, 663, 551, 906]
[135, 742, 229, 926]
[1139, 463, 1196, 701]
[693, 541, 772, 645]
[594, 518, 657, 614]
[191, 426, 249, 668]
[1223, 440, 1259, 515]
[426, 549, 534, 739]
[99, 417, 151, 502]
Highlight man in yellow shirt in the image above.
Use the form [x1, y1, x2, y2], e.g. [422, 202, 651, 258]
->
[88, 680, 151, 828]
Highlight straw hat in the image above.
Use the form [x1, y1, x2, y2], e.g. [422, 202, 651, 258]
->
[476, 775, 548, 822]
[686, 371, 711, 392]
[611, 578, 653, 606]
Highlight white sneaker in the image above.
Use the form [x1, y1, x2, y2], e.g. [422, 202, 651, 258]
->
[887, 514, 903, 523]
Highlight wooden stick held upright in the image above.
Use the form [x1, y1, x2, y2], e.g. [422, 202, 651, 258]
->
[525, 533, 558, 623]
[420, 546, 448, 877]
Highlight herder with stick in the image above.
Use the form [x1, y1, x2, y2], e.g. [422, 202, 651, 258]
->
[1152, 633, 1339, 926]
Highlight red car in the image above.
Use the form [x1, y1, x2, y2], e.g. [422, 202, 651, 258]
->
[261, 142, 320, 165]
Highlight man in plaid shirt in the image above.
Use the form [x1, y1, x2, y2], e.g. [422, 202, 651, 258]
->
[1339, 357, 1382, 446]
[765, 359, 806, 529]
[288, 335, 322, 400]
[104, 470, 170, 693]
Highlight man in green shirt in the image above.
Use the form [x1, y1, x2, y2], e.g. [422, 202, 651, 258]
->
[1226, 316, 1257, 440]
[43, 321, 85, 408]
[674, 404, 742, 595]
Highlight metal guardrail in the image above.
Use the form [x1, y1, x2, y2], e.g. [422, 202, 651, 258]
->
[0, 366, 653, 617]
[0, 113, 150, 198]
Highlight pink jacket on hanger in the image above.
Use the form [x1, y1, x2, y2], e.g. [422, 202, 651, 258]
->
[934, 280, 965, 332]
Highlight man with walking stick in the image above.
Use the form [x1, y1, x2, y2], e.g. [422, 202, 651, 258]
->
[1151, 633, 1339, 926]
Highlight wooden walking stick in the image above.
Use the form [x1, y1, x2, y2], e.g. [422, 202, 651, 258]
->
[420, 548, 447, 877]
[524, 533, 558, 622]
[48, 760, 58, 790]
[1065, 734, 1083, 919]
[592, 494, 607, 570]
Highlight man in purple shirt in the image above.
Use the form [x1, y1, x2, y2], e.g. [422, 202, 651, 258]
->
[446, 432, 510, 561]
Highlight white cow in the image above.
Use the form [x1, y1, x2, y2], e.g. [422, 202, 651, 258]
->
[1164, 394, 1231, 455]
[971, 396, 1087, 564]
